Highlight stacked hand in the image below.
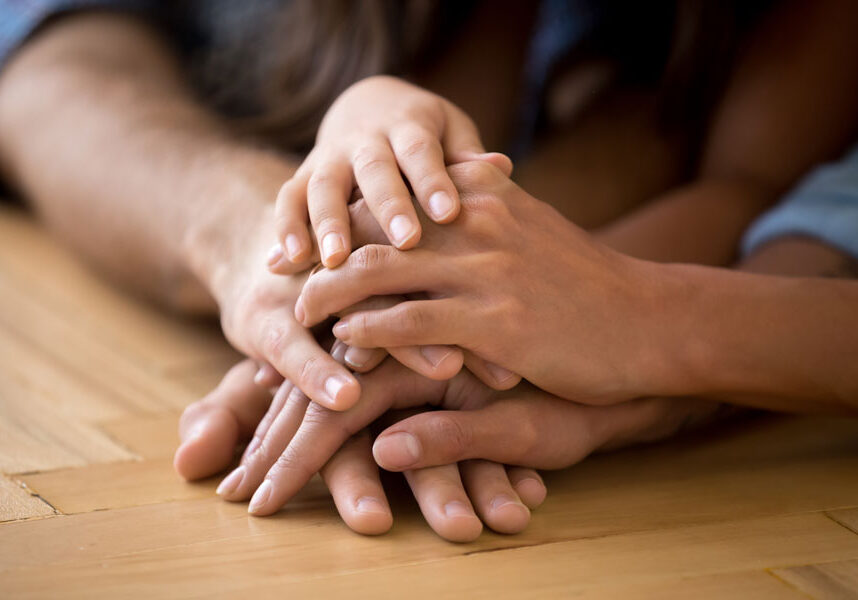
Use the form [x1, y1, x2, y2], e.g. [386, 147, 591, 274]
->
[175, 76, 715, 542]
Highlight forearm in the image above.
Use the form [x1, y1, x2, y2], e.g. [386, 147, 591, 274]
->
[594, 177, 772, 264]
[652, 253, 858, 414]
[0, 13, 295, 312]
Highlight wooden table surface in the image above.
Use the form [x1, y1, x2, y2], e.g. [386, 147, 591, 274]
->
[1, 204, 858, 599]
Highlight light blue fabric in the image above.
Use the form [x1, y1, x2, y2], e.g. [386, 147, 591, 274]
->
[742, 144, 858, 259]
[0, 0, 156, 69]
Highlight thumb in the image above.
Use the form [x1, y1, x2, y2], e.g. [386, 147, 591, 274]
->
[372, 393, 598, 472]
[174, 359, 272, 480]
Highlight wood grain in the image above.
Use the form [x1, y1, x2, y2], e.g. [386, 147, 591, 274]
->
[0, 476, 54, 522]
[0, 206, 238, 372]
[774, 558, 858, 600]
[3, 207, 858, 599]
[0, 513, 849, 599]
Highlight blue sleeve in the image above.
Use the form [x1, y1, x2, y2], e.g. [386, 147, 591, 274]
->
[0, 0, 159, 69]
[742, 143, 858, 259]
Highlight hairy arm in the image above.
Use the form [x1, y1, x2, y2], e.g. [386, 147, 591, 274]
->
[0, 12, 296, 311]
[596, 0, 858, 264]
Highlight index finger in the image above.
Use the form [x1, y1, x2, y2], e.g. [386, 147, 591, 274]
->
[246, 360, 446, 516]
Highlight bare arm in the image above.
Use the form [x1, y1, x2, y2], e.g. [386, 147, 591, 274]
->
[0, 12, 295, 312]
[0, 12, 373, 411]
[596, 0, 858, 264]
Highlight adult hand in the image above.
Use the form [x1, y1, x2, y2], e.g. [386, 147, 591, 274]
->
[217, 358, 718, 525]
[371, 386, 724, 473]
[175, 359, 546, 541]
[211, 209, 467, 411]
[295, 161, 680, 404]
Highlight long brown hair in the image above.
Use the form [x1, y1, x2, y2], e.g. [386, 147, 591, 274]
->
[197, 0, 770, 151]
[202, 0, 442, 149]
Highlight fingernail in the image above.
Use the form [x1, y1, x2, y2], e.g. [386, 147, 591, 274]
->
[344, 346, 375, 369]
[284, 234, 303, 262]
[294, 298, 305, 323]
[428, 191, 455, 220]
[374, 431, 421, 468]
[266, 243, 284, 266]
[248, 479, 273, 514]
[253, 368, 265, 385]
[490, 494, 525, 512]
[330, 340, 347, 362]
[420, 345, 454, 368]
[355, 496, 388, 515]
[322, 232, 345, 263]
[332, 320, 350, 341]
[389, 214, 416, 246]
[486, 362, 515, 384]
[443, 500, 474, 519]
[216, 465, 246, 497]
[324, 376, 349, 405]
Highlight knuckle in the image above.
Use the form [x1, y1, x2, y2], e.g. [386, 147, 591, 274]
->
[514, 408, 541, 458]
[352, 147, 388, 175]
[397, 304, 430, 336]
[272, 446, 313, 482]
[262, 325, 291, 360]
[297, 354, 325, 388]
[302, 402, 357, 440]
[453, 160, 502, 188]
[369, 190, 409, 216]
[307, 170, 339, 194]
[346, 312, 372, 344]
[397, 135, 432, 161]
[429, 414, 472, 455]
[350, 244, 390, 273]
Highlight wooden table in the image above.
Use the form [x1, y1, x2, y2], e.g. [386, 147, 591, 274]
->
[1, 204, 857, 599]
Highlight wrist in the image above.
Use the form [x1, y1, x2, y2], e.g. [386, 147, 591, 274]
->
[626, 259, 716, 399]
[180, 149, 296, 307]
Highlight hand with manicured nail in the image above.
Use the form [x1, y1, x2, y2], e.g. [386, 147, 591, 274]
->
[214, 226, 363, 412]
[295, 160, 682, 406]
[174, 358, 547, 541]
[220, 356, 721, 527]
[266, 75, 513, 272]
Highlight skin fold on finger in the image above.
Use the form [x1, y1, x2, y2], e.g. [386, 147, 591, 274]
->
[306, 161, 354, 268]
[245, 360, 449, 516]
[330, 299, 466, 349]
[296, 248, 452, 328]
[506, 466, 547, 510]
[332, 294, 463, 380]
[387, 345, 464, 381]
[388, 124, 461, 224]
[404, 464, 483, 543]
[372, 389, 598, 472]
[463, 351, 521, 391]
[320, 431, 393, 536]
[174, 359, 274, 481]
[351, 139, 422, 249]
[459, 460, 531, 535]
[256, 314, 361, 411]
[216, 381, 310, 502]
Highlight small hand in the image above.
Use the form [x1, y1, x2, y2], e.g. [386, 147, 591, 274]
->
[295, 161, 676, 404]
[267, 75, 512, 270]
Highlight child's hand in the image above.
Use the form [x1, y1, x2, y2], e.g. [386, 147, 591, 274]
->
[268, 75, 511, 271]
